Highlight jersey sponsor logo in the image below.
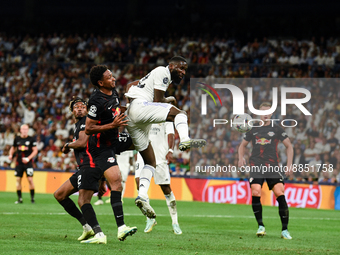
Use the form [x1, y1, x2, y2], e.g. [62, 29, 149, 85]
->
[268, 132, 275, 137]
[19, 145, 29, 151]
[89, 105, 97, 117]
[107, 157, 115, 163]
[112, 107, 121, 117]
[249, 177, 253, 183]
[253, 132, 258, 135]
[80, 124, 86, 129]
[108, 105, 113, 109]
[255, 138, 272, 145]
[163, 77, 169, 84]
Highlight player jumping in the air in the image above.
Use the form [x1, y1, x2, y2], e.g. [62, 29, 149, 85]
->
[125, 56, 206, 218]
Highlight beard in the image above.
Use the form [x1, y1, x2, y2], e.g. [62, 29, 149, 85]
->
[170, 69, 183, 85]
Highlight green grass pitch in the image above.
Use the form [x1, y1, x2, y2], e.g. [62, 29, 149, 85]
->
[0, 192, 339, 254]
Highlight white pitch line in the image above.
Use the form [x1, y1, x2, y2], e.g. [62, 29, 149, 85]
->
[1, 212, 339, 221]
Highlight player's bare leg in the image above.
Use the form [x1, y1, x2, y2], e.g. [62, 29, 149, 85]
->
[251, 184, 266, 237]
[15, 177, 23, 204]
[166, 107, 206, 151]
[273, 183, 291, 239]
[105, 166, 137, 241]
[27, 176, 35, 203]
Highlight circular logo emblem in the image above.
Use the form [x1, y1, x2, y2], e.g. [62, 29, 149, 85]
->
[90, 105, 97, 113]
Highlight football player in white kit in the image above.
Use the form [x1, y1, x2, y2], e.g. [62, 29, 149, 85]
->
[125, 56, 206, 218]
[135, 122, 182, 235]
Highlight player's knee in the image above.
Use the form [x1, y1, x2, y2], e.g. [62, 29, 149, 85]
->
[110, 181, 123, 192]
[167, 108, 186, 122]
[252, 190, 261, 197]
[54, 190, 64, 202]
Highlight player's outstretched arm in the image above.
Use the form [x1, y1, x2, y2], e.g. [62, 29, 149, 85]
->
[85, 114, 128, 135]
[62, 131, 89, 154]
[238, 139, 249, 167]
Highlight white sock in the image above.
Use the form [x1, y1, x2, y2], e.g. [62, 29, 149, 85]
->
[165, 192, 178, 225]
[121, 181, 126, 199]
[95, 232, 105, 237]
[83, 223, 92, 232]
[118, 224, 126, 232]
[174, 113, 190, 142]
[138, 165, 155, 199]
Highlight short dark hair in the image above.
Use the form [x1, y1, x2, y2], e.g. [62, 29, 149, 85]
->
[89, 65, 108, 87]
[169, 56, 187, 64]
[69, 97, 88, 112]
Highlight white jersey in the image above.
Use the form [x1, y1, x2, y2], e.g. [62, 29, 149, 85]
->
[137, 122, 174, 165]
[125, 66, 172, 102]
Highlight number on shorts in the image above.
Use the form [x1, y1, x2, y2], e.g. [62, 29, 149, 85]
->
[27, 168, 34, 176]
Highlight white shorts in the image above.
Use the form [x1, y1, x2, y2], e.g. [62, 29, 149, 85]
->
[126, 99, 172, 151]
[135, 154, 170, 185]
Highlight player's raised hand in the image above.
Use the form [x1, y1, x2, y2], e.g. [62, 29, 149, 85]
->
[112, 113, 129, 128]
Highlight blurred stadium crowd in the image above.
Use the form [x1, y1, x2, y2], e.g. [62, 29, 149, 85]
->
[0, 33, 339, 183]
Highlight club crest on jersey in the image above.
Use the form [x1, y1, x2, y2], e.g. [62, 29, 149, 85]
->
[25, 141, 30, 145]
[163, 77, 169, 84]
[107, 157, 115, 163]
[282, 132, 287, 137]
[268, 132, 275, 137]
[89, 105, 97, 117]
[255, 138, 272, 145]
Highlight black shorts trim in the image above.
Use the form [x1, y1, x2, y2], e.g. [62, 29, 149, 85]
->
[249, 177, 284, 190]
[69, 171, 79, 190]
